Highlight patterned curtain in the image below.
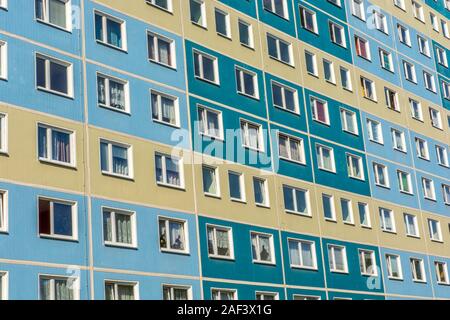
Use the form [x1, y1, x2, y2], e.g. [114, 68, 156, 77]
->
[52, 131, 70, 163]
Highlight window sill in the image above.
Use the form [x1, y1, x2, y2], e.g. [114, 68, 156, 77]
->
[40, 234, 78, 243]
[330, 270, 349, 275]
[381, 229, 397, 235]
[148, 58, 177, 71]
[343, 221, 355, 226]
[98, 104, 131, 115]
[217, 32, 232, 41]
[237, 91, 260, 101]
[208, 255, 235, 262]
[152, 118, 180, 129]
[393, 147, 407, 154]
[252, 260, 276, 266]
[36, 18, 72, 34]
[102, 171, 134, 181]
[0, 150, 9, 157]
[430, 239, 444, 244]
[388, 276, 404, 282]
[37, 87, 74, 100]
[105, 242, 138, 250]
[200, 133, 224, 142]
[204, 192, 221, 200]
[375, 183, 390, 190]
[285, 210, 312, 218]
[146, 2, 174, 15]
[399, 190, 414, 196]
[348, 175, 365, 182]
[230, 198, 247, 204]
[194, 75, 220, 87]
[279, 157, 306, 166]
[242, 145, 265, 154]
[424, 196, 437, 202]
[160, 248, 190, 256]
[268, 55, 295, 68]
[318, 167, 336, 174]
[274, 104, 300, 116]
[240, 43, 255, 51]
[256, 203, 271, 209]
[369, 139, 384, 146]
[156, 182, 186, 191]
[342, 129, 359, 137]
[324, 218, 337, 223]
[290, 265, 318, 271]
[406, 234, 421, 239]
[39, 158, 77, 170]
[412, 279, 427, 284]
[95, 40, 128, 53]
[0, 229, 9, 235]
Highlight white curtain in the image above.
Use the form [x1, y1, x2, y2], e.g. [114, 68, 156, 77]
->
[288, 241, 300, 266]
[158, 38, 171, 65]
[103, 211, 112, 242]
[161, 96, 176, 125]
[112, 146, 128, 176]
[109, 81, 125, 110]
[170, 221, 184, 250]
[49, 0, 67, 28]
[166, 158, 180, 186]
[97, 77, 106, 105]
[216, 230, 229, 256]
[115, 214, 132, 244]
[55, 279, 73, 300]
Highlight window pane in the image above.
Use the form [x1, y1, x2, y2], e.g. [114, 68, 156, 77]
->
[53, 202, 72, 236]
[49, 62, 68, 94]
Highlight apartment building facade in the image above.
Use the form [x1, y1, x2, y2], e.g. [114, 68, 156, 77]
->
[0, 0, 449, 300]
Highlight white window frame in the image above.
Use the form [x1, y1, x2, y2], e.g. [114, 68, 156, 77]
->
[373, 162, 390, 188]
[386, 254, 403, 280]
[422, 177, 436, 200]
[283, 185, 311, 216]
[355, 36, 371, 60]
[146, 0, 173, 13]
[417, 35, 430, 57]
[190, 0, 207, 28]
[397, 170, 413, 194]
[410, 258, 427, 283]
[288, 238, 318, 270]
[358, 202, 371, 228]
[215, 8, 231, 39]
[435, 145, 449, 167]
[379, 207, 396, 233]
[412, 1, 425, 22]
[35, 0, 72, 32]
[238, 19, 254, 49]
[158, 216, 189, 254]
[409, 98, 423, 121]
[435, 262, 449, 285]
[0, 113, 8, 154]
[328, 244, 348, 273]
[322, 193, 336, 221]
[197, 105, 223, 140]
[346, 153, 364, 180]
[256, 292, 279, 300]
[36, 53, 74, 98]
[104, 280, 139, 300]
[311, 97, 330, 125]
[379, 48, 394, 72]
[202, 165, 220, 197]
[263, 0, 289, 19]
[397, 24, 411, 46]
[351, 0, 366, 20]
[39, 274, 80, 300]
[37, 123, 76, 167]
[102, 207, 137, 248]
[235, 66, 259, 99]
[428, 218, 442, 242]
[403, 213, 419, 237]
[97, 72, 130, 114]
[340, 108, 359, 135]
[278, 133, 305, 164]
[340, 66, 352, 91]
[429, 107, 443, 130]
[340, 198, 354, 224]
[147, 31, 176, 69]
[193, 49, 219, 84]
[0, 41, 7, 80]
[323, 59, 336, 84]
[94, 10, 127, 51]
[267, 33, 293, 65]
[391, 128, 407, 153]
[385, 87, 400, 111]
[300, 6, 318, 33]
[0, 0, 7, 9]
[316, 144, 336, 173]
[240, 119, 264, 152]
[271, 81, 299, 114]
[100, 139, 133, 179]
[305, 50, 318, 76]
[443, 184, 450, 205]
[250, 232, 276, 265]
[329, 21, 346, 47]
[228, 171, 246, 203]
[0, 190, 8, 233]
[162, 284, 192, 300]
[0, 271, 7, 300]
[423, 71, 436, 92]
[38, 197, 78, 241]
[151, 89, 180, 128]
[253, 177, 270, 208]
[367, 119, 384, 144]
[403, 60, 417, 83]
[360, 76, 377, 101]
[211, 288, 237, 300]
[155, 152, 185, 189]
[415, 137, 430, 160]
[436, 47, 448, 67]
[359, 249, 378, 276]
[207, 224, 234, 260]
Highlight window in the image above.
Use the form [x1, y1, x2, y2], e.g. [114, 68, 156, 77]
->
[94, 11, 126, 50]
[35, 0, 71, 30]
[443, 184, 450, 205]
[311, 97, 329, 124]
[215, 8, 230, 38]
[163, 285, 190, 300]
[397, 170, 412, 194]
[211, 289, 236, 300]
[346, 154, 364, 180]
[328, 245, 348, 273]
[360, 77, 376, 101]
[228, 171, 245, 202]
[235, 67, 259, 99]
[340, 108, 358, 135]
[193, 50, 219, 84]
[404, 213, 419, 237]
[428, 219, 442, 242]
[373, 10, 388, 34]
[0, 191, 7, 233]
[190, 0, 206, 27]
[278, 133, 305, 164]
[305, 51, 318, 76]
[351, 0, 365, 20]
[340, 198, 354, 224]
[159, 217, 188, 253]
[0, 272, 7, 300]
[403, 61, 416, 83]
[100, 140, 132, 178]
[240, 120, 264, 152]
[253, 177, 269, 207]
[423, 71, 436, 92]
[386, 254, 403, 279]
[379, 49, 393, 72]
[105, 281, 137, 300]
[410, 258, 426, 282]
[442, 20, 450, 38]
[397, 24, 411, 46]
[340, 67, 352, 91]
[436, 47, 448, 67]
[394, 0, 405, 10]
[0, 41, 7, 80]
[207, 225, 233, 259]
[415, 138, 429, 160]
[151, 90, 179, 127]
[293, 295, 320, 300]
[358, 202, 371, 227]
[385, 88, 399, 111]
[322, 194, 336, 221]
[198, 106, 223, 139]
[263, 0, 288, 19]
[359, 250, 377, 276]
[38, 124, 75, 166]
[323, 59, 336, 84]
[146, 0, 172, 12]
[202, 165, 219, 197]
[103, 208, 136, 247]
[379, 207, 396, 232]
[283, 185, 310, 216]
[0, 0, 6, 9]
[374, 163, 389, 188]
[417, 36, 430, 57]
[435, 262, 449, 285]
[36, 54, 72, 97]
[412, 1, 424, 22]
[392, 128, 407, 153]
[329, 22, 346, 47]
[39, 197, 77, 240]
[367, 119, 383, 144]
[316, 144, 335, 172]
[429, 108, 442, 129]
[430, 13, 439, 32]
[422, 177, 436, 200]
[355, 36, 370, 60]
[436, 145, 449, 167]
[97, 73, 129, 112]
[238, 20, 253, 48]
[256, 292, 278, 300]
[410, 98, 423, 120]
[288, 239, 317, 269]
[272, 82, 298, 113]
[299, 7, 318, 33]
[443, 81, 450, 100]
[147, 32, 175, 68]
[40, 275, 78, 300]
[155, 153, 184, 188]
[267, 34, 292, 65]
[328, 0, 342, 6]
[251, 232, 275, 264]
